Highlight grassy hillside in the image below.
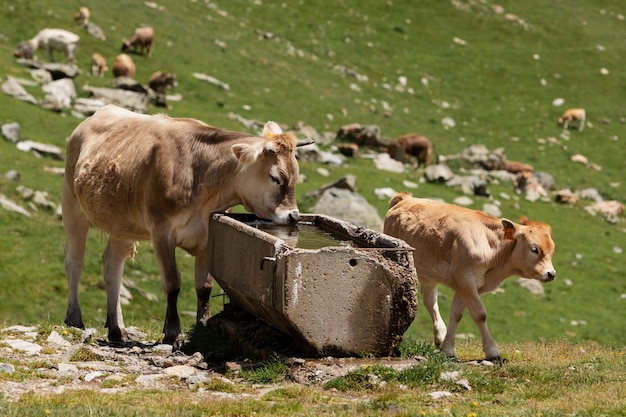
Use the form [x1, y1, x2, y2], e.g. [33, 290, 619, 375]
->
[0, 0, 624, 352]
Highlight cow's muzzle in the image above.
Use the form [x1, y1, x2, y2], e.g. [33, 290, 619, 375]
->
[543, 270, 556, 282]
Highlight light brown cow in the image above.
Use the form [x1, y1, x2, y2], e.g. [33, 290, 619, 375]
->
[112, 53, 135, 78]
[383, 192, 556, 361]
[74, 6, 90, 25]
[389, 134, 433, 167]
[121, 25, 154, 57]
[148, 71, 177, 93]
[558, 108, 586, 131]
[91, 53, 108, 77]
[62, 104, 312, 347]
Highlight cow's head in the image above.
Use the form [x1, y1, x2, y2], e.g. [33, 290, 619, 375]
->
[503, 219, 556, 282]
[231, 121, 312, 224]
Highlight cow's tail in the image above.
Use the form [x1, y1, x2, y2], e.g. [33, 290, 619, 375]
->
[389, 192, 411, 209]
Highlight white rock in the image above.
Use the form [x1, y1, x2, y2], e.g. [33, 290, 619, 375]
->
[4, 339, 42, 355]
[429, 391, 453, 399]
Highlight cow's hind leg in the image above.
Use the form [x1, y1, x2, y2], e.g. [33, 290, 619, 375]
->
[441, 292, 465, 359]
[153, 236, 184, 348]
[103, 237, 134, 343]
[420, 282, 447, 347]
[63, 186, 89, 329]
[194, 251, 213, 326]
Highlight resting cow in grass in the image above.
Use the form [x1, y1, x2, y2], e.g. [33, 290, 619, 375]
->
[62, 104, 312, 347]
[384, 192, 556, 361]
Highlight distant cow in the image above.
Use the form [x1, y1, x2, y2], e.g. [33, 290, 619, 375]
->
[121, 25, 154, 57]
[503, 160, 534, 174]
[389, 134, 433, 167]
[91, 53, 108, 77]
[383, 192, 556, 361]
[112, 54, 135, 78]
[14, 28, 80, 64]
[62, 105, 313, 347]
[148, 71, 177, 93]
[74, 6, 90, 25]
[558, 108, 586, 131]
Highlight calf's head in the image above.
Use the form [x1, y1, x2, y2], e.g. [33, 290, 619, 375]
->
[232, 121, 312, 224]
[503, 218, 556, 282]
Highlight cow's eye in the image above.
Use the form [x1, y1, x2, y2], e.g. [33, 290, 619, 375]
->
[530, 246, 539, 254]
[270, 174, 281, 185]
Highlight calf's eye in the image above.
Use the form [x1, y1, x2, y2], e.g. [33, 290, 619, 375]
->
[530, 246, 539, 254]
[270, 175, 281, 185]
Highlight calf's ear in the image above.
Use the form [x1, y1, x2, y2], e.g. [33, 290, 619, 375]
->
[501, 218, 517, 240]
[263, 121, 283, 137]
[232, 143, 260, 164]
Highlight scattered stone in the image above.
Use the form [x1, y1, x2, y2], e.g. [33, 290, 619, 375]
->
[373, 152, 405, 173]
[482, 203, 501, 218]
[47, 331, 71, 347]
[5, 170, 21, 181]
[0, 363, 16, 374]
[16, 140, 63, 160]
[0, 194, 31, 217]
[4, 339, 42, 355]
[310, 187, 383, 231]
[2, 122, 20, 142]
[453, 196, 473, 206]
[424, 164, 454, 182]
[428, 390, 453, 399]
[2, 76, 38, 104]
[517, 278, 545, 296]
[192, 72, 230, 90]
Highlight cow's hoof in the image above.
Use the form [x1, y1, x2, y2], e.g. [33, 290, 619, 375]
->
[484, 356, 507, 365]
[163, 333, 185, 350]
[107, 328, 128, 344]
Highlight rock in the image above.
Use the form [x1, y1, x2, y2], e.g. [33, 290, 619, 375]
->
[74, 97, 107, 115]
[4, 339, 42, 355]
[374, 187, 397, 200]
[114, 76, 149, 94]
[453, 196, 473, 206]
[336, 123, 383, 147]
[2, 76, 38, 104]
[85, 22, 107, 40]
[0, 363, 15, 374]
[424, 164, 454, 182]
[41, 78, 76, 109]
[296, 143, 344, 165]
[310, 187, 384, 231]
[517, 278, 545, 296]
[428, 390, 453, 399]
[192, 72, 230, 90]
[0, 194, 30, 217]
[16, 141, 63, 160]
[5, 170, 21, 181]
[556, 189, 579, 204]
[84, 86, 148, 114]
[482, 203, 501, 218]
[47, 331, 71, 347]
[163, 365, 197, 379]
[2, 122, 20, 142]
[373, 152, 405, 173]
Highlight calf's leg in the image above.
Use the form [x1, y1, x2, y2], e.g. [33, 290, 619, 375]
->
[453, 279, 501, 361]
[420, 282, 447, 347]
[103, 237, 134, 343]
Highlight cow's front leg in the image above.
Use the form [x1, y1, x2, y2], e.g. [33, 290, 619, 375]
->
[420, 282, 446, 347]
[103, 237, 135, 343]
[458, 285, 500, 361]
[153, 237, 183, 348]
[194, 251, 213, 326]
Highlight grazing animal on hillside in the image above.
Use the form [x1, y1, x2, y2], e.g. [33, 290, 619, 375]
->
[389, 134, 433, 167]
[383, 192, 556, 361]
[62, 104, 313, 347]
[503, 160, 534, 174]
[121, 26, 154, 57]
[91, 53, 108, 77]
[14, 28, 80, 64]
[148, 71, 177, 93]
[112, 54, 135, 78]
[74, 6, 90, 25]
[558, 108, 586, 131]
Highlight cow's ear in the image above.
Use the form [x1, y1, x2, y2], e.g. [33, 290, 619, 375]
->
[501, 218, 517, 240]
[263, 121, 283, 137]
[232, 143, 258, 163]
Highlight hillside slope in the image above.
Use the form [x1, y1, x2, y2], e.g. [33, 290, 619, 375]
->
[0, 0, 624, 349]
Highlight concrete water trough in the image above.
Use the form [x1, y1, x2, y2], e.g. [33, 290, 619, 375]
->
[208, 213, 418, 357]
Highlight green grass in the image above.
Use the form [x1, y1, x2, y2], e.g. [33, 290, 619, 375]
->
[0, 0, 624, 362]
